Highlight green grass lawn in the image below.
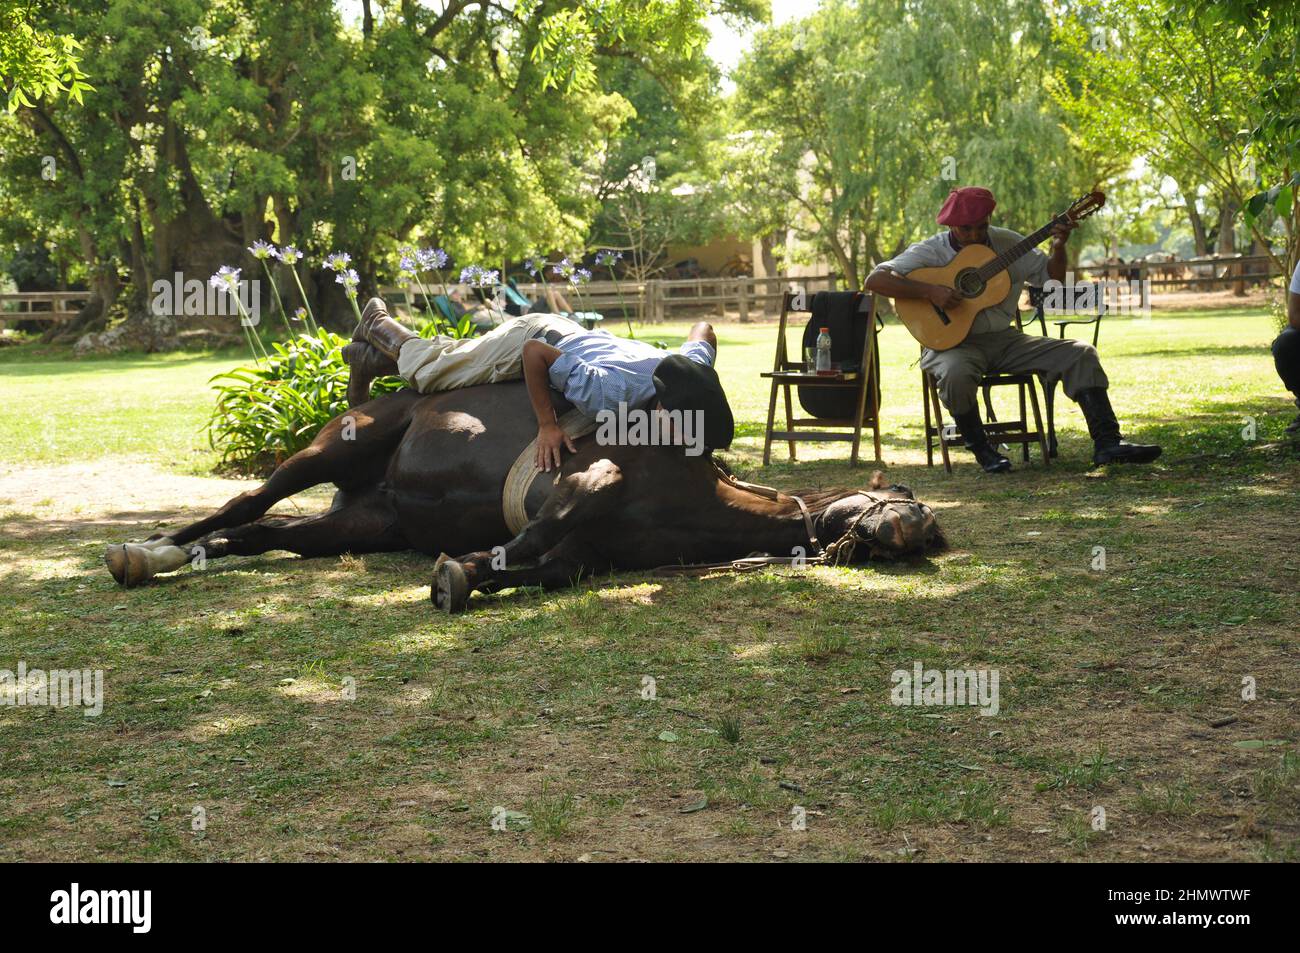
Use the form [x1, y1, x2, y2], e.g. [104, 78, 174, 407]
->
[0, 309, 1297, 861]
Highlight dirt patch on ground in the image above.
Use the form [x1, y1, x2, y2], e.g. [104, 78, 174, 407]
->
[0, 461, 329, 539]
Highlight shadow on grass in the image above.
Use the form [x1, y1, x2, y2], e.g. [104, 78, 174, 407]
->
[1126, 343, 1282, 360]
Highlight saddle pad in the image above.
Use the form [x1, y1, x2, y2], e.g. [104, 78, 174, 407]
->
[502, 409, 599, 535]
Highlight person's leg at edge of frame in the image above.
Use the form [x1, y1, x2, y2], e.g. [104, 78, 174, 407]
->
[1272, 326, 1300, 434]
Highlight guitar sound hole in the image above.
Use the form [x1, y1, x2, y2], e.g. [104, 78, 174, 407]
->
[954, 268, 986, 298]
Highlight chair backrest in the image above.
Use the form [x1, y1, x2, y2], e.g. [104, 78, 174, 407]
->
[781, 291, 880, 419]
[432, 294, 461, 321]
[503, 278, 532, 314]
[1028, 283, 1108, 317]
[799, 291, 873, 372]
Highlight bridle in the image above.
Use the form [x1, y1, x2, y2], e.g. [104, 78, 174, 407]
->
[816, 490, 917, 565]
[652, 467, 928, 577]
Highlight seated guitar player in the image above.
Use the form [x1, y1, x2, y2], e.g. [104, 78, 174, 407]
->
[864, 186, 1161, 472]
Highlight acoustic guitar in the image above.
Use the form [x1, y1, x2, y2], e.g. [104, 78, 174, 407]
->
[889, 191, 1105, 350]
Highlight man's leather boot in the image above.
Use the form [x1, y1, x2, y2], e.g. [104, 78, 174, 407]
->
[342, 298, 415, 407]
[951, 407, 1012, 473]
[1076, 387, 1162, 464]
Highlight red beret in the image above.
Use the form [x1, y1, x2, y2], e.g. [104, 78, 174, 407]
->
[937, 187, 996, 226]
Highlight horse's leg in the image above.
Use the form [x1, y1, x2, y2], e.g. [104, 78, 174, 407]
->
[114, 487, 404, 585]
[107, 393, 417, 586]
[433, 458, 623, 610]
[171, 394, 416, 545]
[460, 458, 623, 579]
[435, 534, 612, 611]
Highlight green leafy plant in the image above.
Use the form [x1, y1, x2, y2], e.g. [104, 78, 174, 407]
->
[420, 311, 478, 339]
[207, 328, 403, 473]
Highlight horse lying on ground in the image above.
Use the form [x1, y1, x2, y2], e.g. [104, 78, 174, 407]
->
[105, 384, 946, 611]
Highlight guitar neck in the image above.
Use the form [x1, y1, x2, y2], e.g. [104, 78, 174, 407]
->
[974, 216, 1064, 281]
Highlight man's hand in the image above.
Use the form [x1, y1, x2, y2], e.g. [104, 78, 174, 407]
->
[535, 421, 577, 472]
[927, 284, 962, 310]
[1049, 220, 1077, 250]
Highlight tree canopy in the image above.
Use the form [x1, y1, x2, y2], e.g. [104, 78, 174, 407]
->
[0, 0, 761, 344]
[1, 0, 1293, 349]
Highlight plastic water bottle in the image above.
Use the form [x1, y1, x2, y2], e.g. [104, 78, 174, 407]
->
[815, 326, 832, 374]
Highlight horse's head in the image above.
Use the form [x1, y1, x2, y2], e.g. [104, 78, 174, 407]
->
[818, 473, 946, 562]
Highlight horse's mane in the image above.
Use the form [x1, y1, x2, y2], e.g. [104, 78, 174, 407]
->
[710, 455, 888, 515]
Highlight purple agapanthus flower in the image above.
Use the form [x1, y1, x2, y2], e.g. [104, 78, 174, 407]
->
[336, 268, 360, 296]
[525, 257, 546, 277]
[458, 265, 481, 285]
[275, 245, 302, 265]
[418, 248, 448, 271]
[570, 267, 592, 287]
[209, 265, 241, 290]
[324, 251, 352, 272]
[248, 239, 275, 260]
[594, 249, 623, 268]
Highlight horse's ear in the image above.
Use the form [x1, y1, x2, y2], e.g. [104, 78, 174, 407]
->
[868, 470, 887, 490]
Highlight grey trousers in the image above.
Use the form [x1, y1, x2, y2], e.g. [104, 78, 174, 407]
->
[921, 328, 1108, 415]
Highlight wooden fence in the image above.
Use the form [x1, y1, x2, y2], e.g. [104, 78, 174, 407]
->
[0, 291, 90, 329]
[6, 254, 1278, 335]
[381, 273, 842, 323]
[1084, 254, 1282, 290]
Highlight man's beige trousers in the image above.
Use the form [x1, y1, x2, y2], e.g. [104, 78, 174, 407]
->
[396, 313, 584, 393]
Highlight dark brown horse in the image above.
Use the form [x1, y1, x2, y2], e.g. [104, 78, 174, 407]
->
[105, 384, 945, 610]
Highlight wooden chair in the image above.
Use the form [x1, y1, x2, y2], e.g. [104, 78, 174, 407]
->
[762, 291, 882, 466]
[1026, 283, 1108, 347]
[923, 311, 1050, 472]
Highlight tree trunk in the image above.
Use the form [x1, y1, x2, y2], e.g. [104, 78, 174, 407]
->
[1174, 177, 1210, 256]
[1217, 197, 1243, 295]
[42, 224, 117, 343]
[759, 233, 778, 277]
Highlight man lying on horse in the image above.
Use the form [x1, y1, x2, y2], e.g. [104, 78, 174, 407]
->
[343, 298, 734, 468]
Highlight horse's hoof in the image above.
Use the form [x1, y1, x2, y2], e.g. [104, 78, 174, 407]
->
[432, 555, 469, 614]
[105, 544, 151, 588]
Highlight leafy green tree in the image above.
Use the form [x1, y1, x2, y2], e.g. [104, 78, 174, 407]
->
[1180, 1, 1298, 274]
[0, 0, 92, 111]
[0, 0, 752, 350]
[730, 0, 1101, 289]
[1050, 0, 1297, 275]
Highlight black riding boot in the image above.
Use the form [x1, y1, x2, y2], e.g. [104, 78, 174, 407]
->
[343, 298, 416, 407]
[951, 408, 1012, 473]
[1076, 387, 1162, 464]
